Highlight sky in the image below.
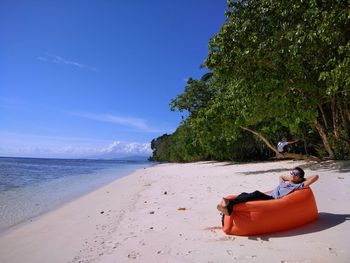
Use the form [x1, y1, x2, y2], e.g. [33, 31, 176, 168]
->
[0, 0, 226, 158]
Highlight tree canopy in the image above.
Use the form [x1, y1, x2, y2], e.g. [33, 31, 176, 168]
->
[151, 0, 350, 162]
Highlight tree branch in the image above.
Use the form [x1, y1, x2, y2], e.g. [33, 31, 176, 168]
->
[240, 126, 281, 156]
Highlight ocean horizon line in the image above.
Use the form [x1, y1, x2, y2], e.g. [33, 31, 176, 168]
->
[0, 155, 151, 162]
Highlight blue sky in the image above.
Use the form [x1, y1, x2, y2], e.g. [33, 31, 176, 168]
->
[0, 0, 226, 158]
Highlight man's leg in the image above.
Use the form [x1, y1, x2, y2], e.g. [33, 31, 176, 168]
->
[219, 191, 273, 215]
[230, 191, 273, 204]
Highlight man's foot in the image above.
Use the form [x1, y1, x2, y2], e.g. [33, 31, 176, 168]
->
[217, 204, 229, 216]
[222, 197, 230, 206]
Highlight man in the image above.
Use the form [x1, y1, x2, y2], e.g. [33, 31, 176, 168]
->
[217, 167, 319, 216]
[277, 138, 300, 153]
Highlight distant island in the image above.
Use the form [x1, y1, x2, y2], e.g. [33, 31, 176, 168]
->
[84, 154, 150, 162]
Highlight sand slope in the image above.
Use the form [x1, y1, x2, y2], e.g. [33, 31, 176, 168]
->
[0, 160, 349, 262]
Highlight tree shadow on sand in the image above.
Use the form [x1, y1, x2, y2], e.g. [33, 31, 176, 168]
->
[239, 168, 291, 175]
[247, 212, 350, 241]
[213, 160, 350, 174]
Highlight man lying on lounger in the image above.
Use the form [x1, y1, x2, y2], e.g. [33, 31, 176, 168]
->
[217, 167, 319, 216]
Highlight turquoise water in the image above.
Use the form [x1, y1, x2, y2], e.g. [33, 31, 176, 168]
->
[0, 157, 151, 231]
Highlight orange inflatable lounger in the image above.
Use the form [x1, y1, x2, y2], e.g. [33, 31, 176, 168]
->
[222, 187, 318, 236]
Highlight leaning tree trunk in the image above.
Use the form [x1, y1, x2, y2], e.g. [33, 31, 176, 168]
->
[240, 126, 320, 161]
[331, 96, 340, 140]
[314, 120, 335, 159]
[240, 126, 282, 157]
[318, 103, 329, 130]
[340, 100, 350, 146]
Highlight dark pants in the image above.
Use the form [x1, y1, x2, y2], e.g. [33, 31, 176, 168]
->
[226, 190, 274, 215]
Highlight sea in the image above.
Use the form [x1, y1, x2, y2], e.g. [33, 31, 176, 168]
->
[0, 157, 152, 232]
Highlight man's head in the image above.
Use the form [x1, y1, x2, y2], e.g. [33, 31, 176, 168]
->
[290, 167, 305, 183]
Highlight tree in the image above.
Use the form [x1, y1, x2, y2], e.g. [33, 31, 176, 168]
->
[150, 0, 350, 162]
[205, 0, 349, 159]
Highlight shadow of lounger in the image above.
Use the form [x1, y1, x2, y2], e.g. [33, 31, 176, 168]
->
[248, 212, 350, 240]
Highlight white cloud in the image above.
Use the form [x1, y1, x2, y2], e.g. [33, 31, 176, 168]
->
[37, 56, 48, 61]
[37, 53, 98, 72]
[0, 132, 151, 158]
[101, 141, 151, 155]
[72, 112, 160, 132]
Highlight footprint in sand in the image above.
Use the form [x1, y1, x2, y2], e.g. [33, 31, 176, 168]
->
[328, 247, 337, 256]
[127, 251, 140, 259]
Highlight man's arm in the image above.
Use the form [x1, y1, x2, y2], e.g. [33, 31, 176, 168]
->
[279, 175, 290, 182]
[287, 139, 300, 145]
[303, 175, 319, 187]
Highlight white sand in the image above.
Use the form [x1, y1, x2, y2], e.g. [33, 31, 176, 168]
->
[0, 160, 349, 262]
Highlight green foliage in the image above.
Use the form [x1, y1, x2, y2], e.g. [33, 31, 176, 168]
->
[151, 0, 350, 162]
[170, 75, 216, 118]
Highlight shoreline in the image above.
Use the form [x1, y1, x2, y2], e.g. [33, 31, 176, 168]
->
[0, 164, 150, 262]
[0, 161, 153, 234]
[0, 160, 349, 262]
[0, 169, 135, 236]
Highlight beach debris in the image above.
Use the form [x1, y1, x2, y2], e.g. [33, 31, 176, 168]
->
[177, 207, 187, 211]
[149, 211, 155, 214]
[218, 236, 235, 241]
[100, 211, 104, 214]
[337, 177, 344, 179]
[204, 226, 221, 231]
[164, 191, 168, 195]
[328, 247, 337, 255]
[127, 251, 139, 259]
